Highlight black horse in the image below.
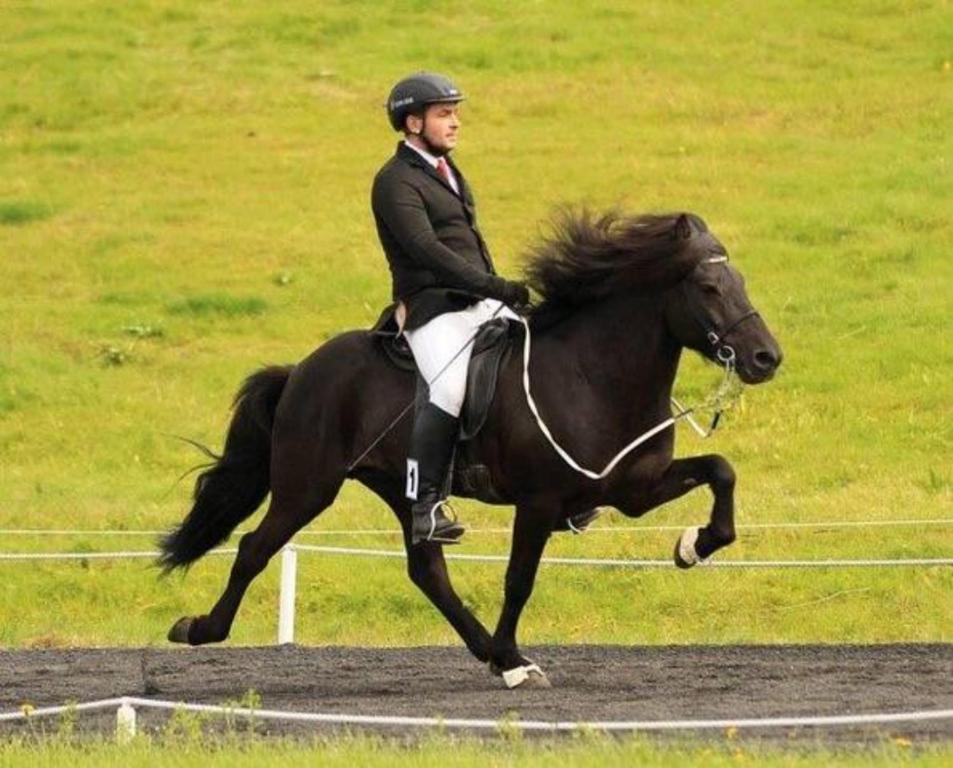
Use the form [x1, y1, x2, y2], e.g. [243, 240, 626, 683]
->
[159, 211, 781, 688]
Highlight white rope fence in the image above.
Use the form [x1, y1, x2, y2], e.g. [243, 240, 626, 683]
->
[290, 544, 953, 570]
[2, 695, 951, 742]
[2, 517, 952, 536]
[1, 543, 951, 644]
[274, 545, 953, 643]
[0, 549, 236, 561]
[2, 543, 950, 569]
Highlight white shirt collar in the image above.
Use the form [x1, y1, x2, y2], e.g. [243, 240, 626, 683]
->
[403, 139, 459, 194]
[403, 139, 445, 169]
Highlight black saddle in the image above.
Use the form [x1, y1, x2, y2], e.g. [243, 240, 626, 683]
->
[370, 303, 516, 442]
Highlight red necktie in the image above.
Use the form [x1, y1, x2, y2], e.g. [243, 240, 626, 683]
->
[436, 158, 453, 186]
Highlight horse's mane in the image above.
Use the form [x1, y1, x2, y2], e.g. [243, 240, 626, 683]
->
[524, 209, 708, 329]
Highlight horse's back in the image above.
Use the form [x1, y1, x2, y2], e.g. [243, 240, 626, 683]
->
[275, 330, 413, 467]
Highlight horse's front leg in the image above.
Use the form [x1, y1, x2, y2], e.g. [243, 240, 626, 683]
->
[489, 502, 555, 689]
[618, 454, 737, 567]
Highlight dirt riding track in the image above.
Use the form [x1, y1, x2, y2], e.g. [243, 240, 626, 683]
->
[2, 644, 951, 742]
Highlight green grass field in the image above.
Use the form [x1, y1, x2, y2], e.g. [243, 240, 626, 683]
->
[3, 732, 953, 768]
[1, 0, 951, 762]
[1, 0, 950, 645]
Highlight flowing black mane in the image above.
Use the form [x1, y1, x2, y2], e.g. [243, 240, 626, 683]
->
[525, 210, 708, 327]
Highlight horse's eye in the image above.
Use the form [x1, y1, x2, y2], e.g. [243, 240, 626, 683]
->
[700, 283, 720, 295]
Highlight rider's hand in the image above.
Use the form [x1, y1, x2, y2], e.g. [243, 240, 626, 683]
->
[501, 280, 531, 312]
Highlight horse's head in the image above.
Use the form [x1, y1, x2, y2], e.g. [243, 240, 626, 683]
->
[664, 215, 782, 384]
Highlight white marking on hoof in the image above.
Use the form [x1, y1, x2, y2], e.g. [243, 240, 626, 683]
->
[502, 663, 550, 689]
[676, 526, 708, 568]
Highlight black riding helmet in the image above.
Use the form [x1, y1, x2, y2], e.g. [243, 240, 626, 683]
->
[386, 72, 465, 132]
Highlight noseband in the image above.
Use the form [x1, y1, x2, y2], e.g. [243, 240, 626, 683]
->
[686, 255, 760, 371]
[665, 255, 757, 436]
[704, 307, 760, 368]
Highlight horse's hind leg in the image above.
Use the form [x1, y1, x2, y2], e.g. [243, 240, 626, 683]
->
[357, 471, 494, 663]
[170, 479, 342, 646]
[403, 531, 494, 663]
[618, 454, 737, 568]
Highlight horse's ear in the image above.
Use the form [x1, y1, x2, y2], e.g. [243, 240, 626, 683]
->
[673, 213, 693, 240]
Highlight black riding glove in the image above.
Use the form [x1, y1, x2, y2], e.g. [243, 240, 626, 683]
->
[500, 280, 531, 312]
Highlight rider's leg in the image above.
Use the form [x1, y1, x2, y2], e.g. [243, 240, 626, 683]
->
[404, 309, 477, 545]
[405, 400, 464, 544]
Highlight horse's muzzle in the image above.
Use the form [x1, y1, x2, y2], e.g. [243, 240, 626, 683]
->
[738, 345, 782, 384]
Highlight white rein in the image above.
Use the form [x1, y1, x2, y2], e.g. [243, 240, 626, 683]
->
[516, 254, 743, 481]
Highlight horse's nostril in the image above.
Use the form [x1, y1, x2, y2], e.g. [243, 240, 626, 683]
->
[754, 350, 778, 370]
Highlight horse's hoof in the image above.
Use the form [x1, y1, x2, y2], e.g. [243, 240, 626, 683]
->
[488, 661, 503, 677]
[521, 668, 551, 689]
[501, 663, 551, 689]
[167, 616, 194, 644]
[673, 526, 707, 569]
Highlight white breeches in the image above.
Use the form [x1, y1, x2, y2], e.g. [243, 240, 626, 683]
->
[403, 298, 518, 417]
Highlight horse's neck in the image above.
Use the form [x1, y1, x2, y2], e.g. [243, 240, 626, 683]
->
[531, 295, 680, 429]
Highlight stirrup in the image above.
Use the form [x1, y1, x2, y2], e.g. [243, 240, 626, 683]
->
[427, 498, 457, 538]
[412, 499, 465, 545]
[567, 507, 602, 534]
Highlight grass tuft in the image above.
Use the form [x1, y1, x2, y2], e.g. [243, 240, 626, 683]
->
[0, 200, 54, 225]
[167, 294, 268, 318]
[121, 324, 164, 339]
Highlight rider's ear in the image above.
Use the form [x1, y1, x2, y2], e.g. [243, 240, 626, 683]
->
[405, 113, 422, 135]
[673, 213, 693, 240]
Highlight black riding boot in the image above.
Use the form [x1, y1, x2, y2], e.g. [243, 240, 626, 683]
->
[407, 402, 465, 546]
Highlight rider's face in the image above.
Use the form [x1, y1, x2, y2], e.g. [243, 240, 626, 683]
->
[407, 102, 461, 153]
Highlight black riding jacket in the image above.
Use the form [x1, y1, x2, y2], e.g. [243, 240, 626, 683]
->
[372, 142, 514, 330]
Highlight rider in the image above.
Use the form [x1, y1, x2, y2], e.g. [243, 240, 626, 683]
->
[372, 72, 528, 546]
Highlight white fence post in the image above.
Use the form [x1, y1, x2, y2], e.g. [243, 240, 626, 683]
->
[278, 544, 297, 644]
[116, 698, 137, 743]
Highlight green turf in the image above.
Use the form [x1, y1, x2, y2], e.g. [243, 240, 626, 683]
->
[1, 0, 951, 652]
[1, 732, 951, 768]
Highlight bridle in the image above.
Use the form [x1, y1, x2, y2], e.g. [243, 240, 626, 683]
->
[668, 254, 757, 437]
[683, 254, 760, 375]
[520, 252, 762, 481]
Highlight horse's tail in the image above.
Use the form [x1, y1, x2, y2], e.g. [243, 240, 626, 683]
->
[158, 364, 292, 573]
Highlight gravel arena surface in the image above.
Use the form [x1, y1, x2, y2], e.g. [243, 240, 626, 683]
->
[1, 645, 951, 743]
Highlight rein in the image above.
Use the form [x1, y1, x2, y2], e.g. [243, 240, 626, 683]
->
[518, 254, 751, 481]
[517, 316, 741, 481]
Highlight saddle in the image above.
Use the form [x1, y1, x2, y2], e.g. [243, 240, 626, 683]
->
[367, 305, 602, 524]
[370, 303, 517, 443]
